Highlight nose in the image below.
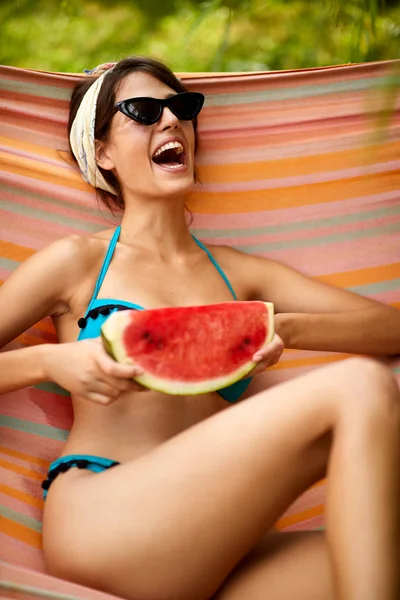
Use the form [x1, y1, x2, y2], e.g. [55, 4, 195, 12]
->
[158, 105, 179, 130]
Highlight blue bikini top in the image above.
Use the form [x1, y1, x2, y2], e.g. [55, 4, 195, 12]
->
[77, 227, 251, 403]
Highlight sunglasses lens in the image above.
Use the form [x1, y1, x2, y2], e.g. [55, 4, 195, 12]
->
[169, 93, 204, 120]
[125, 99, 161, 124]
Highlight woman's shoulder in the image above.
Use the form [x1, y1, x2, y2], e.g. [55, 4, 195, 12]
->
[200, 242, 264, 270]
[41, 228, 115, 271]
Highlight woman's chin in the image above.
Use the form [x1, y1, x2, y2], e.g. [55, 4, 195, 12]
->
[154, 172, 196, 197]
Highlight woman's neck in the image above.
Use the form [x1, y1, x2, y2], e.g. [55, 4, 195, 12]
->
[119, 197, 194, 258]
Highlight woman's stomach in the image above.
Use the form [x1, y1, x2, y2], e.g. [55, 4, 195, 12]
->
[61, 388, 230, 461]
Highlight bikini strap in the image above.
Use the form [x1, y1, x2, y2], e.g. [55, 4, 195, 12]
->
[193, 236, 237, 300]
[86, 227, 121, 312]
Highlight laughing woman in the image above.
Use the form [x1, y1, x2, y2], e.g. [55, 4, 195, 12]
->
[1, 56, 400, 600]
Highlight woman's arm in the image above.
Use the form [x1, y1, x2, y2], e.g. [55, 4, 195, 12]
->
[233, 250, 400, 356]
[276, 308, 400, 355]
[0, 236, 80, 349]
[0, 343, 53, 394]
[0, 236, 145, 402]
[0, 235, 80, 395]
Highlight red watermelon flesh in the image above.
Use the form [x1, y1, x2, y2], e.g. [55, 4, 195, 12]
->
[101, 301, 274, 395]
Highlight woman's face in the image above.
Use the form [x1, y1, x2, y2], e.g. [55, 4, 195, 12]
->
[96, 71, 197, 200]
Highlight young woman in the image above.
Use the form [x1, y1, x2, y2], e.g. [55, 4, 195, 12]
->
[1, 56, 400, 600]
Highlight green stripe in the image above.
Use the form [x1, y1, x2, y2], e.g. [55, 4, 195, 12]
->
[0, 415, 68, 441]
[393, 367, 400, 375]
[348, 278, 400, 295]
[2, 182, 103, 220]
[239, 221, 400, 253]
[0, 257, 19, 271]
[2, 73, 394, 107]
[0, 77, 71, 101]
[192, 204, 400, 239]
[0, 582, 89, 600]
[205, 75, 396, 107]
[0, 505, 42, 533]
[34, 382, 70, 397]
[0, 199, 102, 232]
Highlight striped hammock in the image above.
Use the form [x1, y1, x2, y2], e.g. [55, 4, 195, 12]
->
[1, 60, 400, 599]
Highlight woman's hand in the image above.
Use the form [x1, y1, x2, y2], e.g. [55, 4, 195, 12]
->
[43, 338, 146, 405]
[250, 333, 284, 376]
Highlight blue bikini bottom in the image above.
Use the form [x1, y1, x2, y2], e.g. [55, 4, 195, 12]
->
[42, 454, 119, 499]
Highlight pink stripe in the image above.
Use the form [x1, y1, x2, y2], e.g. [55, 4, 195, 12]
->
[197, 131, 400, 165]
[3, 97, 68, 124]
[265, 361, 400, 387]
[0, 145, 72, 169]
[284, 482, 326, 516]
[0, 451, 48, 474]
[256, 233, 400, 276]
[1, 122, 68, 149]
[1, 64, 78, 86]
[0, 559, 126, 598]
[281, 515, 324, 532]
[0, 536, 45, 572]
[2, 188, 102, 226]
[0, 211, 86, 251]
[206, 213, 400, 247]
[0, 491, 43, 522]
[1, 389, 73, 429]
[191, 191, 400, 229]
[1, 170, 113, 216]
[0, 427, 65, 461]
[373, 290, 400, 304]
[1, 467, 46, 501]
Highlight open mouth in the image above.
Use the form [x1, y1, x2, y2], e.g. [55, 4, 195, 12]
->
[152, 141, 187, 171]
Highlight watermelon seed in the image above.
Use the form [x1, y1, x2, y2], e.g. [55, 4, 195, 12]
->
[243, 337, 251, 344]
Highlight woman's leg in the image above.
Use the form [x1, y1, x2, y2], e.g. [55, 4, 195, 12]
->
[42, 358, 400, 600]
[214, 530, 334, 600]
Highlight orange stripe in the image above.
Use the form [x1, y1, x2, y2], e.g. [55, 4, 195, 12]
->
[0, 152, 90, 192]
[0, 446, 50, 468]
[0, 135, 62, 161]
[277, 504, 324, 529]
[0, 458, 44, 482]
[0, 240, 35, 262]
[0, 515, 42, 548]
[0, 484, 44, 510]
[271, 354, 351, 370]
[187, 171, 400, 213]
[316, 263, 400, 287]
[198, 141, 400, 183]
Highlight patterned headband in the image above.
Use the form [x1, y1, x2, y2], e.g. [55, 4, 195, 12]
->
[69, 63, 117, 195]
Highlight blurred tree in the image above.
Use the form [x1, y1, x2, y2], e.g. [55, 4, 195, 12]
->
[0, 0, 398, 72]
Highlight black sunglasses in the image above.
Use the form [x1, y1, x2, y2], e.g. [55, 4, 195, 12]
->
[114, 91, 205, 126]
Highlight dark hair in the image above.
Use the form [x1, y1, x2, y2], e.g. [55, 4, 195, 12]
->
[68, 56, 200, 213]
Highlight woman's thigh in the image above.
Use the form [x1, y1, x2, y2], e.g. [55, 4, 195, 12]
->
[42, 358, 394, 600]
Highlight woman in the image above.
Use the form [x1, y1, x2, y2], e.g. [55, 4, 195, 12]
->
[1, 56, 400, 600]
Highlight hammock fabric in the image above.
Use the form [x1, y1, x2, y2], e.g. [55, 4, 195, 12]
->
[1, 60, 400, 598]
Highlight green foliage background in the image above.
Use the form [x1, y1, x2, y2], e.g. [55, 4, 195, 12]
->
[1, 0, 399, 73]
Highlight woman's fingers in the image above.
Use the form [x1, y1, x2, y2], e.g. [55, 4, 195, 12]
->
[251, 334, 285, 374]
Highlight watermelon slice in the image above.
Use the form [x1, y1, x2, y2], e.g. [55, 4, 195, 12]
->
[101, 301, 274, 395]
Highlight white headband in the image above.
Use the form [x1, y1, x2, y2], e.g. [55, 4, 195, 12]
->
[69, 69, 117, 195]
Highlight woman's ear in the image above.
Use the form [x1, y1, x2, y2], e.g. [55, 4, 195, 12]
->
[95, 140, 115, 171]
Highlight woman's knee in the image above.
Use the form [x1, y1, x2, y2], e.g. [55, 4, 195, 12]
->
[335, 357, 400, 425]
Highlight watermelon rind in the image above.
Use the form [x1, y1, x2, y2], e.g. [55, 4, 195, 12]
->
[101, 302, 274, 396]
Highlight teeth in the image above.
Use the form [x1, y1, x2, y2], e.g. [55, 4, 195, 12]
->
[153, 141, 184, 158]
